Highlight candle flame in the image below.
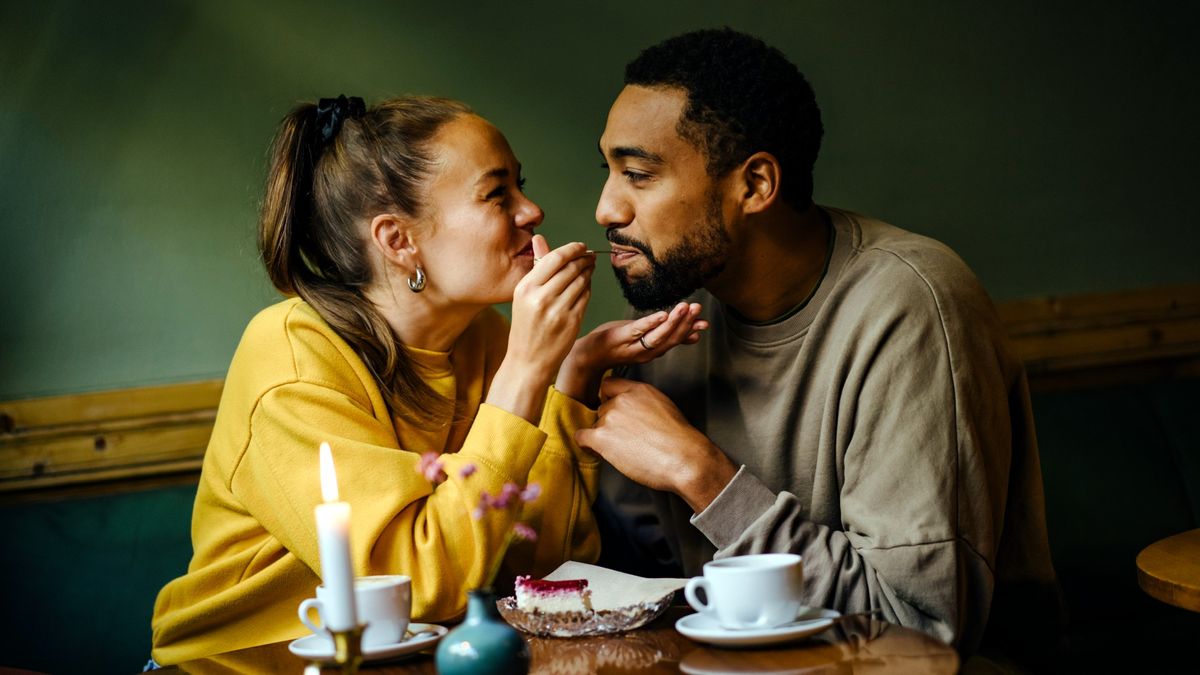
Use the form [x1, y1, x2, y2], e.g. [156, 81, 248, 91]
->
[319, 442, 339, 502]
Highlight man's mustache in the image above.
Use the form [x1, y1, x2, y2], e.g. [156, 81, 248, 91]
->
[605, 230, 653, 258]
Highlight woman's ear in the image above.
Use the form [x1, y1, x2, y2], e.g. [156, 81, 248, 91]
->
[738, 152, 781, 215]
[368, 213, 419, 268]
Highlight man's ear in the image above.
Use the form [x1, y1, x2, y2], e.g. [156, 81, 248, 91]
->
[738, 152, 781, 215]
[368, 213, 419, 268]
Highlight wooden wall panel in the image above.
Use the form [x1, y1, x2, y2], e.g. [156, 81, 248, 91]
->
[1001, 284, 1200, 390]
[1, 380, 221, 494]
[3, 284, 1198, 495]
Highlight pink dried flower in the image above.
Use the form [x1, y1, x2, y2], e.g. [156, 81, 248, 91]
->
[418, 451, 447, 484]
[414, 458, 541, 589]
[475, 491, 496, 517]
[475, 492, 492, 513]
[512, 522, 538, 542]
[501, 482, 521, 506]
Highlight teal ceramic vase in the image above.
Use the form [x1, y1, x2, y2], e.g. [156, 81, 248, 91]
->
[435, 589, 530, 675]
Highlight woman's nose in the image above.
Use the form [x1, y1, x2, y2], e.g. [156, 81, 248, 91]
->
[515, 193, 544, 229]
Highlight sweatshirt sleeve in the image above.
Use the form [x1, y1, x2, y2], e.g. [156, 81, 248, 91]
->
[229, 379, 549, 623]
[690, 273, 1007, 652]
[502, 387, 602, 577]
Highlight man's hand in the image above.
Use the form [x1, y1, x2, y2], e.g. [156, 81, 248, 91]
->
[575, 377, 737, 513]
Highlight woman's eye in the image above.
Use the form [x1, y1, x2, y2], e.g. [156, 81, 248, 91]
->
[517, 177, 527, 191]
[486, 186, 505, 200]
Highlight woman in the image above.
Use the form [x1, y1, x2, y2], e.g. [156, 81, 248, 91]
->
[149, 95, 704, 665]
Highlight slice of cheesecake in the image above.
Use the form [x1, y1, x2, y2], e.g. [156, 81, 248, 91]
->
[514, 576, 593, 615]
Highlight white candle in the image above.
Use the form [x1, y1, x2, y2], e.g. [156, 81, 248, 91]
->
[315, 441, 357, 630]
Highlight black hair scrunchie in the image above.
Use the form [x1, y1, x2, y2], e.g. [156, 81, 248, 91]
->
[315, 95, 366, 146]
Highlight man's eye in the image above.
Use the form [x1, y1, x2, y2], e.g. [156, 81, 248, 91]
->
[624, 170, 650, 185]
[599, 162, 610, 170]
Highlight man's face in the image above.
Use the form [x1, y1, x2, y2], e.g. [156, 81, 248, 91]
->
[596, 85, 731, 311]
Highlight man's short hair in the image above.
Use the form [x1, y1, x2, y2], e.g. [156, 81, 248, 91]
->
[625, 28, 824, 210]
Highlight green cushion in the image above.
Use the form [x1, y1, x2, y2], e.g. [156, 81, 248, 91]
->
[0, 484, 196, 673]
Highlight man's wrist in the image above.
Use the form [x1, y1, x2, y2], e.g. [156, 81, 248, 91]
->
[678, 442, 738, 513]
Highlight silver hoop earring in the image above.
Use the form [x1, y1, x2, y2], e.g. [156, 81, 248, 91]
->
[407, 266, 427, 293]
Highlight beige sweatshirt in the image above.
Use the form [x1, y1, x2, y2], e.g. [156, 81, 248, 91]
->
[605, 207, 1058, 655]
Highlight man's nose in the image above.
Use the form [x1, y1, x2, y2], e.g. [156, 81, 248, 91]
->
[595, 177, 631, 230]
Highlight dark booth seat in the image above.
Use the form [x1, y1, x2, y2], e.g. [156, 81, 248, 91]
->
[1033, 378, 1200, 672]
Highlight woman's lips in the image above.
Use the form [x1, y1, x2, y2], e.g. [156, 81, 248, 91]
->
[516, 242, 534, 258]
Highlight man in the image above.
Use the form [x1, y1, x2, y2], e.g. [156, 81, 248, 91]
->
[576, 28, 1059, 661]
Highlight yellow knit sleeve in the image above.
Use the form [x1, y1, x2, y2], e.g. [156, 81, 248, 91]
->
[230, 380, 548, 623]
[502, 386, 601, 578]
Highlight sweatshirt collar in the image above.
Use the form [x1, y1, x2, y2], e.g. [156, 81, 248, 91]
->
[720, 206, 856, 345]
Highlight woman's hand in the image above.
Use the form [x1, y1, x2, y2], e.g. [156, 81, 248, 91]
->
[556, 301, 708, 407]
[487, 235, 595, 423]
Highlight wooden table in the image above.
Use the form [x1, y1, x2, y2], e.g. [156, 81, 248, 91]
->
[160, 606, 958, 674]
[1137, 528, 1200, 612]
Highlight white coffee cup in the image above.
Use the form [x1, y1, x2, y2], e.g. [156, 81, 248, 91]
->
[684, 553, 804, 630]
[299, 574, 412, 648]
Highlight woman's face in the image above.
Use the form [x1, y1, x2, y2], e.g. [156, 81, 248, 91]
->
[416, 114, 543, 306]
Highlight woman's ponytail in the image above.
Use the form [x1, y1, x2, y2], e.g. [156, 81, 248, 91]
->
[256, 96, 469, 427]
[259, 104, 320, 296]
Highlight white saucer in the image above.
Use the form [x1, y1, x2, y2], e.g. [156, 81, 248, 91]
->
[288, 623, 447, 662]
[676, 608, 839, 647]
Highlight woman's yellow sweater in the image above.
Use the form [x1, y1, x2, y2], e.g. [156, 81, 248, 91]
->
[151, 298, 600, 664]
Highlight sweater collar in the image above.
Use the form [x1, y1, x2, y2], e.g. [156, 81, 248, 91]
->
[403, 343, 454, 378]
[719, 206, 857, 345]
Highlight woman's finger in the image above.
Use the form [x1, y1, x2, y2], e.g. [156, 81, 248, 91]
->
[637, 302, 690, 350]
[525, 242, 590, 286]
[534, 253, 595, 298]
[661, 303, 702, 345]
[625, 311, 669, 341]
[569, 282, 592, 314]
[556, 265, 594, 310]
[531, 234, 551, 260]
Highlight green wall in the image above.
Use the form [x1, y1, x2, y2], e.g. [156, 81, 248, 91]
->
[2, 1, 1198, 400]
[2, 4, 1199, 672]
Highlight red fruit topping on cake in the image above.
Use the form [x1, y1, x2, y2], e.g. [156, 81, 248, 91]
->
[515, 576, 593, 614]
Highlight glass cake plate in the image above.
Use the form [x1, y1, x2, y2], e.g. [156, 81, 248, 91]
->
[495, 561, 686, 637]
[496, 593, 675, 637]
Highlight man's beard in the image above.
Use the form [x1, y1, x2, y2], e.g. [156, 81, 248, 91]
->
[608, 194, 731, 312]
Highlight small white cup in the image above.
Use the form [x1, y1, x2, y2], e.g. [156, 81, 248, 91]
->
[684, 553, 804, 630]
[299, 574, 412, 648]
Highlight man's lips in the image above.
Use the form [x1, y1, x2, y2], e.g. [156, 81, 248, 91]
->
[609, 244, 641, 265]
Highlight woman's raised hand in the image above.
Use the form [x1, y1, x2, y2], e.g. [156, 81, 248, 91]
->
[487, 235, 595, 423]
[556, 301, 708, 407]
